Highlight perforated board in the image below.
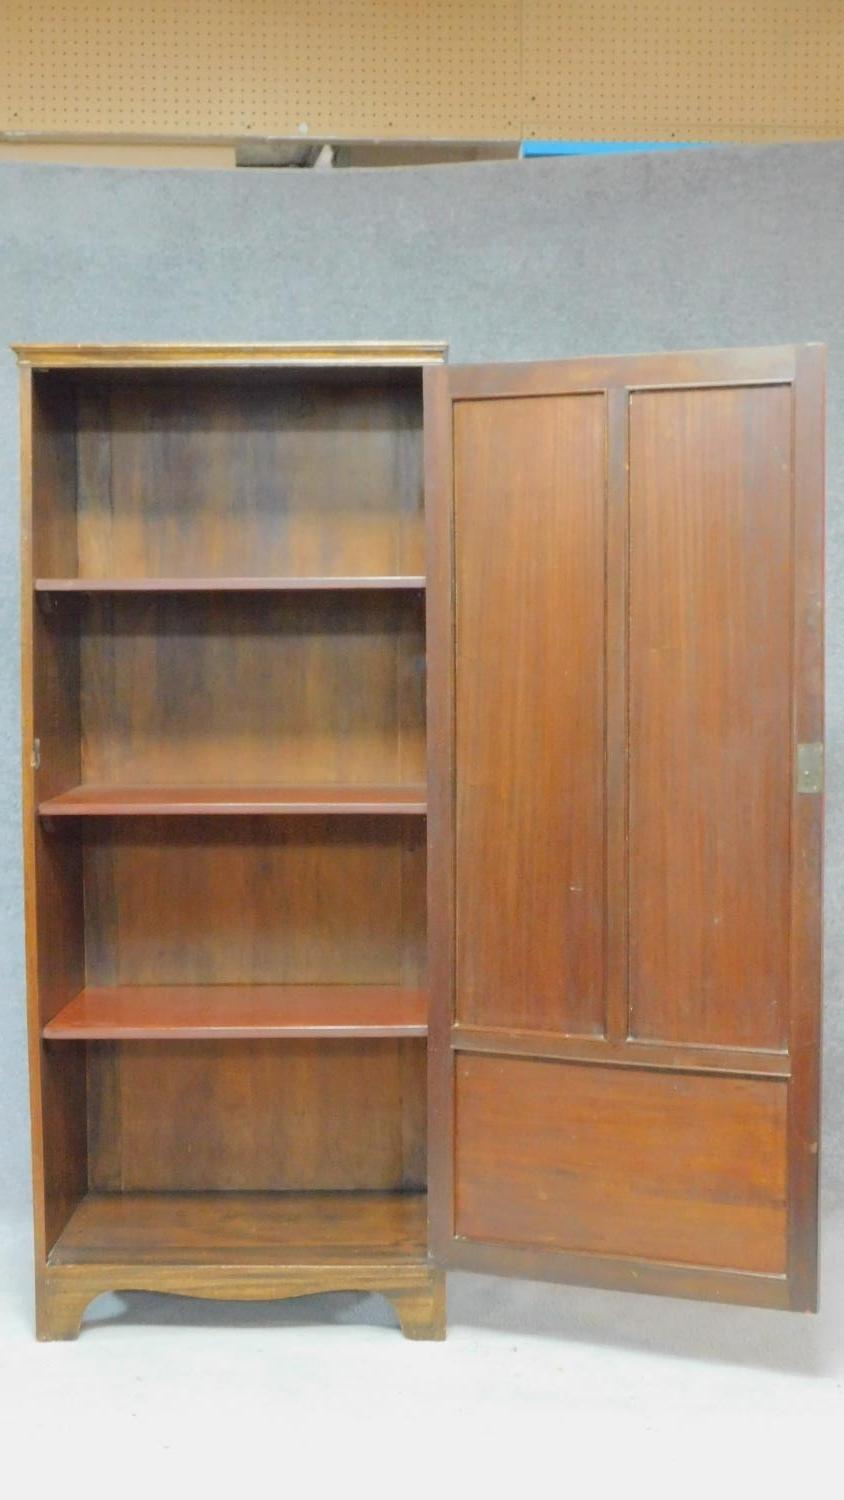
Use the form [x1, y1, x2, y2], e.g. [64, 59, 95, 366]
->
[523, 1, 844, 140]
[1, 1, 521, 139]
[2, 1, 843, 142]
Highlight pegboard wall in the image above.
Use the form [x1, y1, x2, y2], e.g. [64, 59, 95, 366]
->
[2, 0, 843, 142]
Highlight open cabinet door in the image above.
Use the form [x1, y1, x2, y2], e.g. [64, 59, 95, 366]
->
[424, 346, 824, 1310]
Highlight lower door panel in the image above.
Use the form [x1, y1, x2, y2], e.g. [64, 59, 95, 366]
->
[454, 1054, 788, 1276]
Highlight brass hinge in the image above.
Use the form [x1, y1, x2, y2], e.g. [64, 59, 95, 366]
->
[796, 742, 824, 794]
[31, 738, 40, 770]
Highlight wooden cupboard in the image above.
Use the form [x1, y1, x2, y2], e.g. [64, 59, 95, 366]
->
[17, 341, 823, 1341]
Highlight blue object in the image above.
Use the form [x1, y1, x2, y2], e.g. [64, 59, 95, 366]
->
[522, 141, 710, 156]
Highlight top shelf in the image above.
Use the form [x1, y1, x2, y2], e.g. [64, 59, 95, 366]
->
[35, 576, 425, 593]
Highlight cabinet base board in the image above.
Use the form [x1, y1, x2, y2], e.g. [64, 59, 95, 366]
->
[36, 1262, 446, 1342]
[38, 1189, 445, 1341]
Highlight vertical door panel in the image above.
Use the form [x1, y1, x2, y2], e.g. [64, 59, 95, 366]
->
[628, 386, 793, 1049]
[454, 395, 607, 1035]
[426, 347, 823, 1312]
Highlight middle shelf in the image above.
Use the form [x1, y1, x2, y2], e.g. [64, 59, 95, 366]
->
[43, 984, 428, 1040]
[38, 784, 428, 816]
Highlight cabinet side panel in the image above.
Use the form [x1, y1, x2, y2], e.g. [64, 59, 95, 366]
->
[23, 372, 87, 1256]
[628, 385, 793, 1048]
[453, 393, 607, 1036]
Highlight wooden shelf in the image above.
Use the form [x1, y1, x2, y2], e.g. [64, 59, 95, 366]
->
[43, 984, 428, 1040]
[38, 784, 428, 816]
[48, 1190, 429, 1268]
[35, 575, 425, 593]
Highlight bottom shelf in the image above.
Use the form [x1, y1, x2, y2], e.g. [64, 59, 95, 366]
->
[48, 1190, 429, 1268]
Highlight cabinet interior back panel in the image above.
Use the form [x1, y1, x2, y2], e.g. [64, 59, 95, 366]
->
[72, 370, 424, 578]
[77, 592, 425, 786]
[88, 1037, 427, 1192]
[628, 384, 793, 1050]
[81, 817, 427, 988]
[453, 393, 607, 1036]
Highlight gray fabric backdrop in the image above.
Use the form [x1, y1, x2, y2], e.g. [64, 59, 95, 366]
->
[0, 143, 841, 1230]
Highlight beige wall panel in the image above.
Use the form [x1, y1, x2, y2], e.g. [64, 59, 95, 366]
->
[1, 1, 521, 140]
[524, 1, 844, 141]
[3, 1, 842, 144]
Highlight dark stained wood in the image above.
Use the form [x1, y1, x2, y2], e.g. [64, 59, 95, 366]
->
[40, 784, 427, 815]
[427, 346, 823, 1317]
[21, 370, 88, 1261]
[442, 345, 798, 399]
[44, 984, 428, 1039]
[454, 1054, 788, 1274]
[36, 575, 426, 592]
[20, 343, 444, 1340]
[453, 391, 607, 1035]
[74, 591, 425, 788]
[37, 1259, 445, 1342]
[49, 1189, 429, 1265]
[441, 1239, 789, 1311]
[79, 815, 428, 1195]
[81, 818, 426, 987]
[74, 370, 424, 580]
[21, 339, 824, 1338]
[452, 1025, 790, 1079]
[604, 386, 631, 1042]
[16, 342, 447, 369]
[87, 1038, 426, 1192]
[422, 364, 456, 1266]
[786, 343, 826, 1310]
[628, 383, 793, 1049]
[39, 1188, 445, 1342]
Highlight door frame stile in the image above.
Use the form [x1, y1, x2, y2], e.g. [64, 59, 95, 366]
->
[786, 342, 825, 1310]
[423, 364, 457, 1259]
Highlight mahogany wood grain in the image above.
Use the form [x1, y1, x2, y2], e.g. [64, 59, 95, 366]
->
[80, 817, 426, 988]
[21, 371, 88, 1259]
[786, 344, 825, 1310]
[74, 370, 424, 580]
[87, 1038, 426, 1192]
[452, 1025, 790, 1079]
[21, 339, 823, 1335]
[44, 984, 428, 1039]
[454, 1054, 788, 1274]
[15, 342, 447, 369]
[40, 784, 427, 815]
[441, 1239, 789, 1311]
[20, 346, 442, 1341]
[37, 575, 426, 591]
[78, 813, 428, 1195]
[604, 386, 631, 1042]
[452, 392, 607, 1035]
[39, 1188, 445, 1341]
[37, 1261, 446, 1342]
[422, 364, 456, 1267]
[442, 345, 798, 399]
[49, 1189, 429, 1265]
[628, 384, 793, 1050]
[427, 346, 823, 1315]
[74, 590, 425, 789]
